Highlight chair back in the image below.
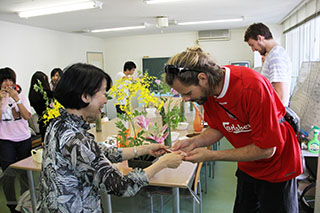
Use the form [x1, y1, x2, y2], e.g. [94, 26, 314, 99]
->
[194, 162, 203, 192]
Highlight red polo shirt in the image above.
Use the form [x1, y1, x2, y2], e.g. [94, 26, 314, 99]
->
[204, 65, 302, 182]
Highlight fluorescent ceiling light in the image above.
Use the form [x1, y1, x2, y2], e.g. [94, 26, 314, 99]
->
[18, 0, 103, 18]
[178, 17, 244, 25]
[91, 25, 146, 33]
[144, 0, 184, 4]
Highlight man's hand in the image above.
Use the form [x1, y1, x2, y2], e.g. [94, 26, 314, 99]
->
[172, 138, 196, 152]
[184, 148, 212, 163]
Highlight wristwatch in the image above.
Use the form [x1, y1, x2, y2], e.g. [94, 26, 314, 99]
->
[15, 99, 22, 105]
[134, 146, 138, 158]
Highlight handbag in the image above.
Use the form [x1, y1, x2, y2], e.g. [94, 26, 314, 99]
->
[283, 107, 300, 134]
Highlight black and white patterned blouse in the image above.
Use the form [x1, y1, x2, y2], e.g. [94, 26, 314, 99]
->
[37, 109, 149, 213]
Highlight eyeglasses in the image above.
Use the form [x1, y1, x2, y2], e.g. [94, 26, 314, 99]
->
[164, 64, 202, 74]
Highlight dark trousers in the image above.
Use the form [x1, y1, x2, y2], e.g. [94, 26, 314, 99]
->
[0, 138, 32, 205]
[233, 169, 299, 213]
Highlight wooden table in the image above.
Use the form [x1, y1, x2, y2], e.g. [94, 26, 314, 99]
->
[89, 115, 198, 213]
[10, 156, 41, 212]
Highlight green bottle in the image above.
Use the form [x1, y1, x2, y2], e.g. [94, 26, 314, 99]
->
[308, 126, 319, 154]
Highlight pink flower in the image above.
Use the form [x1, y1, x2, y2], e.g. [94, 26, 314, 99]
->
[170, 88, 179, 96]
[146, 133, 168, 144]
[136, 115, 152, 129]
[160, 124, 168, 135]
[146, 124, 169, 144]
[155, 79, 161, 85]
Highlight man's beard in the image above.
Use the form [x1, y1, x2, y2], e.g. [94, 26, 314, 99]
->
[258, 43, 267, 56]
[189, 86, 210, 105]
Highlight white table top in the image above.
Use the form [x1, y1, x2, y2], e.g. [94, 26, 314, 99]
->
[302, 149, 319, 158]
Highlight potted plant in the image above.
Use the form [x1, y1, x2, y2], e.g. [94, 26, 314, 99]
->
[151, 77, 184, 147]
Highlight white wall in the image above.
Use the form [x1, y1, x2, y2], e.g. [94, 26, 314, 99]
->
[199, 28, 253, 67]
[104, 32, 198, 80]
[0, 20, 105, 102]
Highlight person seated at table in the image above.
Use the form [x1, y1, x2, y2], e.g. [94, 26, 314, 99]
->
[0, 67, 32, 213]
[37, 63, 183, 212]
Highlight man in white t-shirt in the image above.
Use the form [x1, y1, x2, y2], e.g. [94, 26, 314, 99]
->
[244, 23, 292, 106]
[115, 61, 136, 114]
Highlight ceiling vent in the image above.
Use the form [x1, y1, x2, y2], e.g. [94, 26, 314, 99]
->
[198, 29, 230, 42]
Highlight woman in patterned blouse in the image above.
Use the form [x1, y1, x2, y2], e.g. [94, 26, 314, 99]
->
[37, 63, 183, 213]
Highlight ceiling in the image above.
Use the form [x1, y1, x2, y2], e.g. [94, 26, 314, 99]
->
[0, 0, 303, 39]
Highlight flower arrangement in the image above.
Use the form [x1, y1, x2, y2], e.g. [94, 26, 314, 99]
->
[151, 76, 185, 131]
[108, 72, 165, 148]
[33, 80, 64, 125]
[108, 71, 186, 150]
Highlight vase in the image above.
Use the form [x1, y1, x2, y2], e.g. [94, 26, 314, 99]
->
[128, 155, 156, 169]
[189, 101, 193, 111]
[160, 110, 172, 147]
[164, 126, 172, 147]
[192, 103, 204, 132]
[95, 113, 102, 132]
[180, 100, 186, 122]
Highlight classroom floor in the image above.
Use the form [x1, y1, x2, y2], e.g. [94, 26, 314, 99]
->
[0, 139, 312, 212]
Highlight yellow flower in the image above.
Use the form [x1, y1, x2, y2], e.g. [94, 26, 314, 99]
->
[108, 73, 164, 116]
[43, 99, 64, 125]
[109, 72, 165, 148]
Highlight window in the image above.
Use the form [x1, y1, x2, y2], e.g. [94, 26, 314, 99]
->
[285, 16, 320, 90]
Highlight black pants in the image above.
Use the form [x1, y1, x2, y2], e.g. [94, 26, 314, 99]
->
[233, 169, 299, 213]
[0, 138, 31, 205]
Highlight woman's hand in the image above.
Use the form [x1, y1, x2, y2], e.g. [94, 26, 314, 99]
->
[145, 143, 168, 157]
[144, 152, 184, 179]
[157, 153, 183, 168]
[5, 86, 19, 102]
[0, 89, 6, 101]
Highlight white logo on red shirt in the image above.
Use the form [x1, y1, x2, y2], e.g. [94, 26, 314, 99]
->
[222, 122, 252, 134]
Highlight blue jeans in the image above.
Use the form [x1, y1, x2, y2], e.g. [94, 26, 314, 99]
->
[0, 138, 31, 204]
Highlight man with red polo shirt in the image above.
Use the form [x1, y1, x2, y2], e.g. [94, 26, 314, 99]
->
[166, 47, 302, 212]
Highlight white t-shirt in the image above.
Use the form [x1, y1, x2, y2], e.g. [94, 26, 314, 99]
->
[115, 72, 131, 106]
[115, 72, 125, 81]
[261, 45, 292, 106]
[0, 93, 31, 141]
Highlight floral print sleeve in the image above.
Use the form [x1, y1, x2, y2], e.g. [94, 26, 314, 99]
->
[63, 133, 149, 197]
[98, 143, 123, 163]
[38, 109, 149, 213]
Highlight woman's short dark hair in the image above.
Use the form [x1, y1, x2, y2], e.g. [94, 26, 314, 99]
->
[244, 23, 273, 42]
[0, 67, 16, 85]
[54, 63, 112, 109]
[50, 68, 63, 78]
[165, 47, 223, 89]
